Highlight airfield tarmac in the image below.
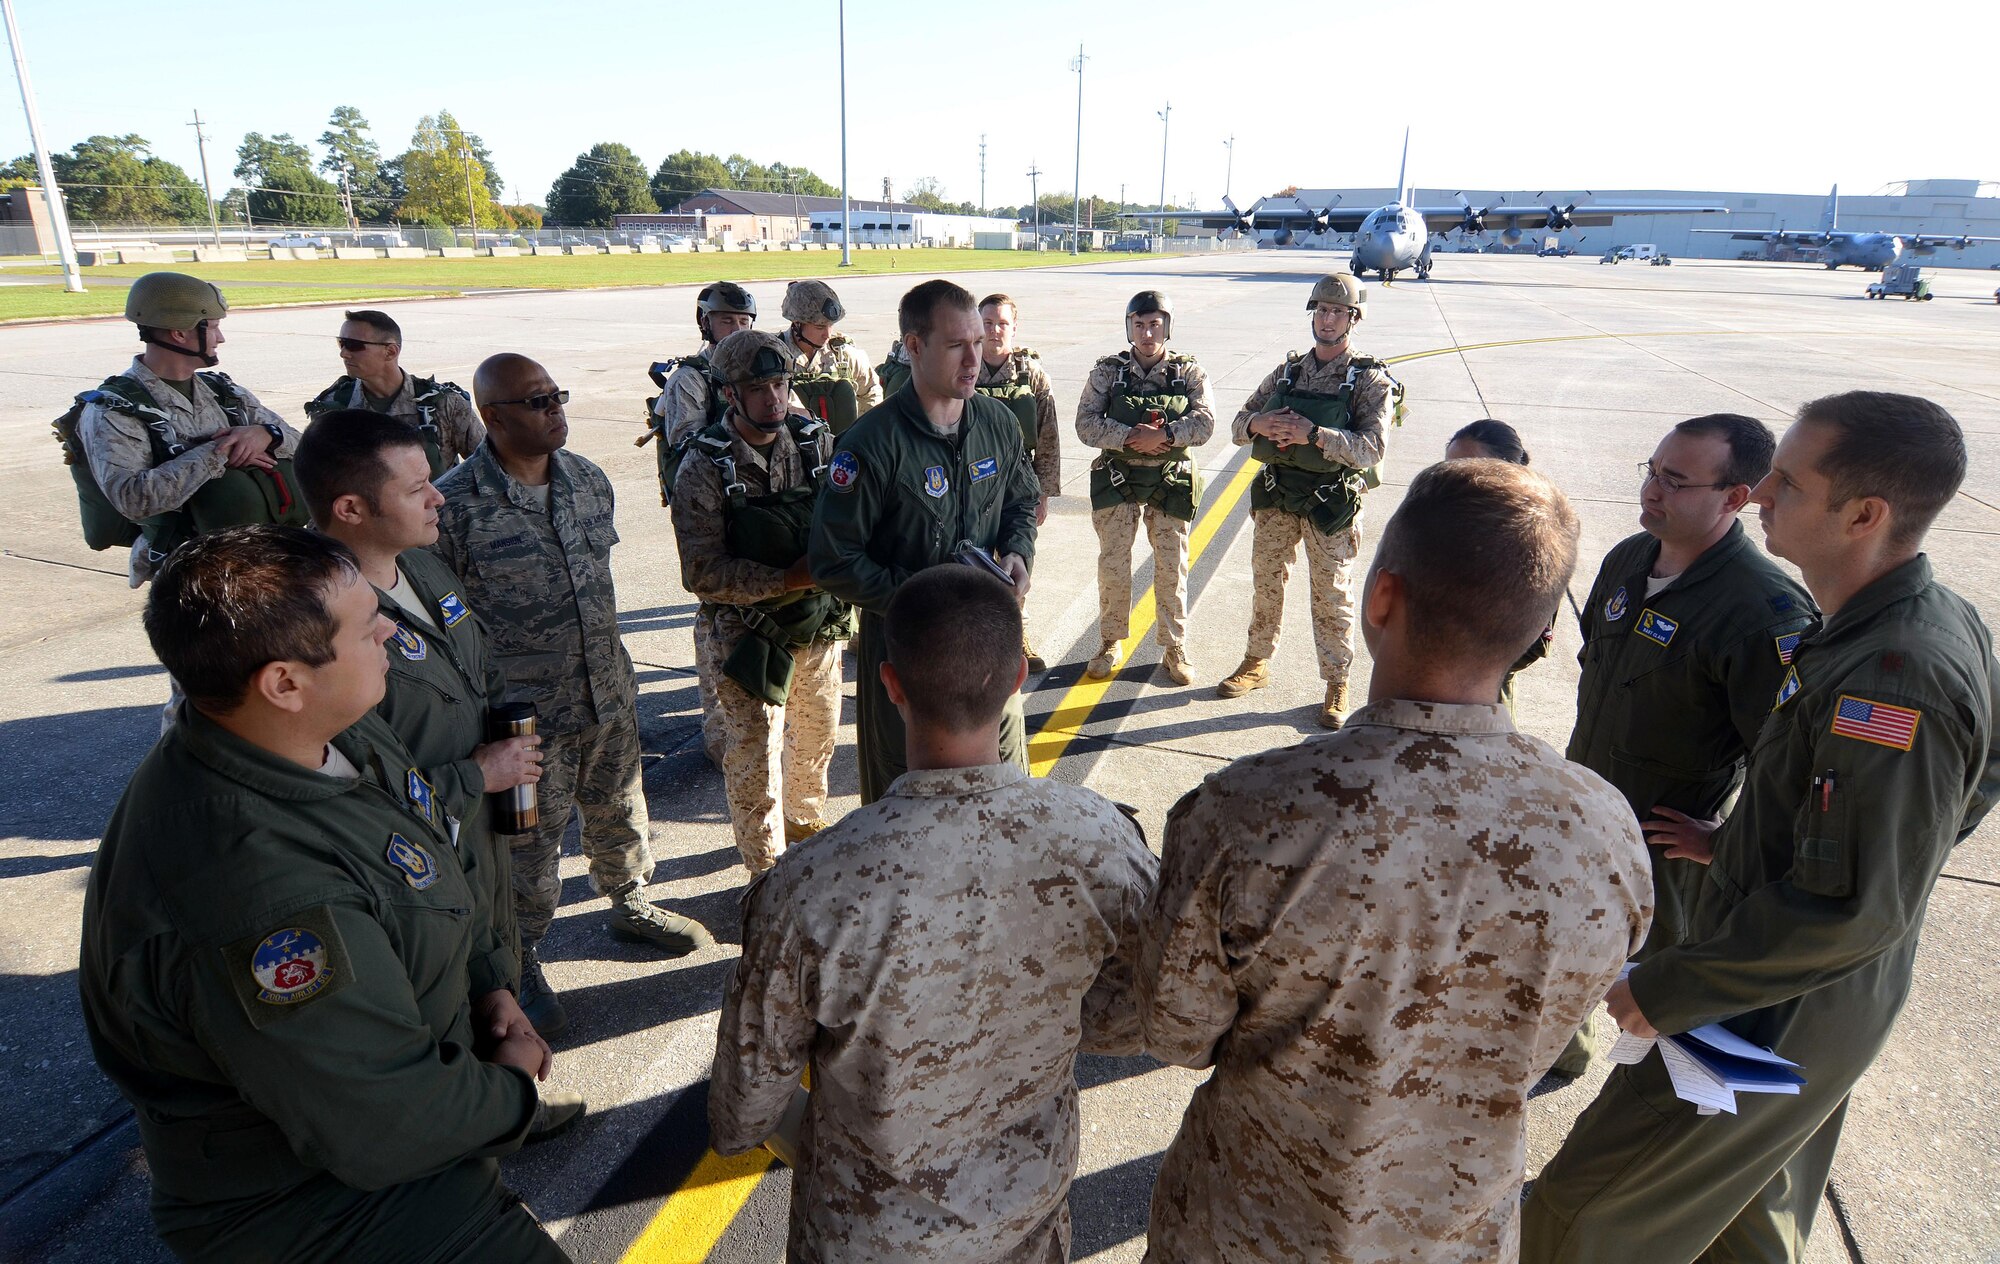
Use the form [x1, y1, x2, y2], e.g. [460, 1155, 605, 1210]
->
[1, 251, 1995, 1264]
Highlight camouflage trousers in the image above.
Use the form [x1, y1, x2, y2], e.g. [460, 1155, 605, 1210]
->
[691, 614, 725, 766]
[1244, 508, 1362, 684]
[512, 708, 655, 947]
[698, 626, 841, 872]
[1091, 501, 1190, 649]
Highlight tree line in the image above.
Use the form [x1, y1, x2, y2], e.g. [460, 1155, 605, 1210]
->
[1, 108, 1184, 230]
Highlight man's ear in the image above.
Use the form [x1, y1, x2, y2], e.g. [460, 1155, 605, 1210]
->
[329, 491, 372, 528]
[1844, 494, 1893, 544]
[252, 660, 309, 714]
[1363, 565, 1399, 634]
[1721, 483, 1753, 516]
[880, 661, 908, 708]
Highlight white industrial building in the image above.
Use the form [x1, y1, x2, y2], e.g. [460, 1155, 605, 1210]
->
[665, 189, 1017, 248]
[1273, 179, 2000, 268]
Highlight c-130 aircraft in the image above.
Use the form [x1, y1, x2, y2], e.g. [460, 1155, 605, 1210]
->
[1693, 184, 1998, 270]
[1128, 130, 1729, 281]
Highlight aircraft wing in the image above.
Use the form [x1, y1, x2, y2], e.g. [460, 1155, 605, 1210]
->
[1429, 203, 1730, 233]
[1691, 228, 1823, 242]
[1906, 233, 2000, 248]
[1121, 200, 1366, 231]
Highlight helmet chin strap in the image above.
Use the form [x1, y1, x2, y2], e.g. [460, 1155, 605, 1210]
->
[142, 320, 219, 367]
[791, 323, 825, 355]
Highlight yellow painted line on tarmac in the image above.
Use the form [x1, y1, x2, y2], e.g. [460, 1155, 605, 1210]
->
[607, 326, 1766, 1262]
[616, 1147, 775, 1264]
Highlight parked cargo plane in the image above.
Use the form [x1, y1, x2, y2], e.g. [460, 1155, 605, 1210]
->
[1127, 131, 1728, 281]
[1694, 185, 1998, 270]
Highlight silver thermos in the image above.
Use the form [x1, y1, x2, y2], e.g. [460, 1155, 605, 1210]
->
[487, 702, 539, 834]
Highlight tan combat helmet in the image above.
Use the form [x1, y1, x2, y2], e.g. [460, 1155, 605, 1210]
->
[125, 271, 229, 364]
[781, 279, 846, 325]
[696, 281, 757, 341]
[711, 330, 799, 387]
[1308, 272, 1366, 320]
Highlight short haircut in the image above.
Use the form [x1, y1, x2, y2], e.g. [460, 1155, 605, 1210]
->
[1798, 391, 1966, 548]
[899, 279, 979, 341]
[1450, 419, 1529, 465]
[1673, 413, 1774, 489]
[977, 292, 1018, 319]
[343, 309, 401, 343]
[144, 525, 359, 714]
[1374, 460, 1580, 669]
[295, 408, 428, 527]
[885, 565, 1023, 732]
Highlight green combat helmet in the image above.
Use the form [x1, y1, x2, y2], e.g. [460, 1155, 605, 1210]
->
[126, 271, 229, 365]
[1308, 272, 1366, 319]
[711, 330, 799, 387]
[1126, 289, 1174, 340]
[782, 279, 846, 325]
[696, 281, 757, 341]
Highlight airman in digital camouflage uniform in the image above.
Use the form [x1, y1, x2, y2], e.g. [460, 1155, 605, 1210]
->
[70, 272, 304, 587]
[79, 527, 566, 1264]
[782, 279, 880, 434]
[671, 331, 846, 871]
[295, 409, 547, 1003]
[712, 566, 1158, 1262]
[977, 292, 1063, 674]
[434, 354, 711, 1035]
[1142, 460, 1653, 1264]
[304, 308, 484, 477]
[1526, 393, 2000, 1264]
[1217, 273, 1394, 728]
[1076, 290, 1215, 685]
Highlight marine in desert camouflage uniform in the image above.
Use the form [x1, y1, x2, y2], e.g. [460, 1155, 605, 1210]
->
[1141, 459, 1653, 1264]
[671, 331, 845, 872]
[434, 353, 711, 1034]
[712, 566, 1157, 1263]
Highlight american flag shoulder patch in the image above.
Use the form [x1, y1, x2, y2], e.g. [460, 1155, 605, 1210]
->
[1775, 632, 1802, 665]
[1830, 694, 1921, 752]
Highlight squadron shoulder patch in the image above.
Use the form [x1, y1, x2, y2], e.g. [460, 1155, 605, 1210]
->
[389, 622, 427, 661]
[251, 927, 332, 1005]
[1773, 665, 1801, 711]
[828, 450, 859, 493]
[223, 906, 352, 1026]
[1830, 694, 1921, 752]
[1635, 608, 1679, 648]
[922, 466, 949, 498]
[1604, 587, 1630, 623]
[970, 456, 999, 482]
[1775, 632, 1802, 665]
[386, 832, 440, 889]
[437, 590, 470, 628]
[405, 768, 435, 823]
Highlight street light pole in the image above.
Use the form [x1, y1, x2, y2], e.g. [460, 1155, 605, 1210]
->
[1069, 44, 1087, 256]
[2, 0, 82, 291]
[1223, 135, 1234, 200]
[1027, 163, 1040, 245]
[458, 147, 477, 247]
[838, 0, 851, 266]
[1156, 102, 1172, 215]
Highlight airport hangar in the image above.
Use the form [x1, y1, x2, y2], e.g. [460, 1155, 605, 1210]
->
[1259, 178, 2000, 266]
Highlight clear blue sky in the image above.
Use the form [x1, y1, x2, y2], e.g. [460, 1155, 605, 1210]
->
[4, 0, 1991, 213]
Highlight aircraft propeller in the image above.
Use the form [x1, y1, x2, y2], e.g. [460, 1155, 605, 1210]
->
[1533, 191, 1593, 232]
[1309, 194, 1343, 234]
[1220, 194, 1256, 238]
[1453, 191, 1506, 236]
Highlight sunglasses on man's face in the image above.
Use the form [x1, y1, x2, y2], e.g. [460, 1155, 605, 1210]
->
[336, 336, 396, 353]
[490, 389, 570, 412]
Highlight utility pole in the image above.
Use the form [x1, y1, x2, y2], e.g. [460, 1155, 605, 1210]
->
[338, 169, 356, 232]
[187, 109, 223, 248]
[1118, 182, 1125, 233]
[837, 0, 851, 266]
[1223, 135, 1234, 200]
[978, 133, 987, 213]
[458, 148, 477, 246]
[1026, 162, 1041, 243]
[1069, 44, 1087, 255]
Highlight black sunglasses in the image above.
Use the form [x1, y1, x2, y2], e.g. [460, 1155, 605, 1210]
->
[490, 389, 570, 412]
[336, 336, 397, 352]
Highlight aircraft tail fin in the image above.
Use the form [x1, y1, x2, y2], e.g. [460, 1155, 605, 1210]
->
[1822, 184, 1839, 232]
[1396, 127, 1410, 204]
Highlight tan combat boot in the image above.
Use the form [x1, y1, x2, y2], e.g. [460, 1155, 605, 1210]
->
[784, 816, 832, 844]
[1216, 656, 1269, 698]
[1024, 635, 1047, 675]
[1319, 678, 1351, 729]
[1159, 645, 1194, 686]
[1086, 641, 1126, 680]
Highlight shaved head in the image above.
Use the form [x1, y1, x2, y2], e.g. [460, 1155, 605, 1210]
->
[474, 353, 568, 460]
[473, 352, 543, 406]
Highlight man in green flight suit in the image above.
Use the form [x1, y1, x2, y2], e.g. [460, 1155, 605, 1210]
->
[295, 410, 552, 1018]
[1525, 391, 2000, 1263]
[79, 526, 568, 1263]
[1553, 413, 1816, 1079]
[809, 278, 1040, 805]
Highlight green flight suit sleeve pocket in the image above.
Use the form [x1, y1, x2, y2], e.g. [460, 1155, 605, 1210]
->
[1792, 792, 1855, 899]
[219, 905, 355, 1030]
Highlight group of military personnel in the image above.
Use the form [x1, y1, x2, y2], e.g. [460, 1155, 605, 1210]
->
[52, 265, 2000, 1264]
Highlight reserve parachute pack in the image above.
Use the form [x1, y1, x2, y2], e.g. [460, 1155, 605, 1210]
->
[875, 342, 912, 399]
[1249, 353, 1406, 534]
[684, 414, 855, 703]
[636, 354, 726, 506]
[974, 349, 1043, 456]
[792, 334, 861, 436]
[53, 371, 310, 557]
[304, 374, 468, 477]
[1090, 351, 1202, 522]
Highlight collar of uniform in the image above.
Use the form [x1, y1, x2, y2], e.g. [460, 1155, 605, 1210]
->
[467, 442, 572, 510]
[173, 705, 379, 802]
[882, 762, 1030, 801]
[977, 356, 1016, 385]
[1625, 518, 1748, 591]
[124, 356, 198, 419]
[1344, 697, 1517, 737]
[1299, 346, 1353, 374]
[1815, 554, 1933, 641]
[889, 383, 965, 441]
[721, 413, 796, 471]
